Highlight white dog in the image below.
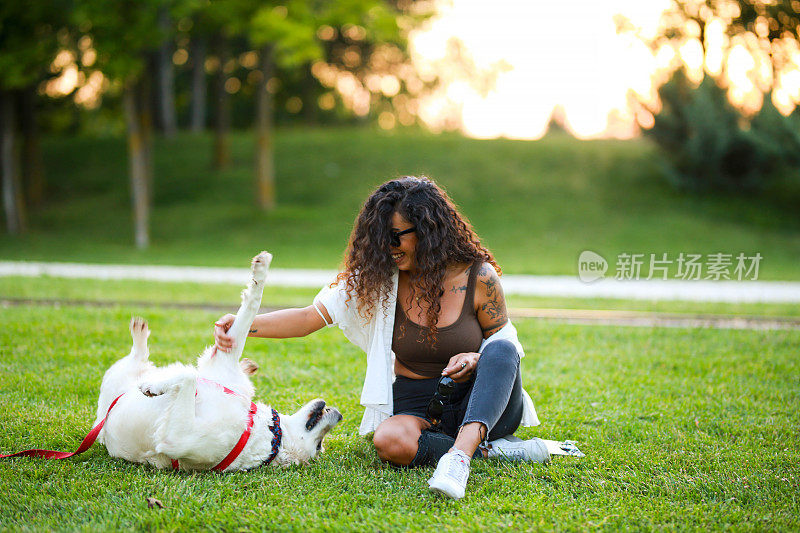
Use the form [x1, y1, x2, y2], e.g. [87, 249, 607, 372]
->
[93, 251, 342, 471]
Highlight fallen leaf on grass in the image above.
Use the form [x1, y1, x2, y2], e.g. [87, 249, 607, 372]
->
[146, 497, 164, 509]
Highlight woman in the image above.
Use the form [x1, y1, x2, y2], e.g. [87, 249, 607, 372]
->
[214, 176, 549, 499]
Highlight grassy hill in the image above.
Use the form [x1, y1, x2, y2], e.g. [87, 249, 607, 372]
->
[1, 127, 798, 279]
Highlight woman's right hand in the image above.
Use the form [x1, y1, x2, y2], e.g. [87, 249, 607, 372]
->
[214, 313, 236, 352]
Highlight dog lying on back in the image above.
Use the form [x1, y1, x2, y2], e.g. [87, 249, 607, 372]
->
[94, 252, 342, 471]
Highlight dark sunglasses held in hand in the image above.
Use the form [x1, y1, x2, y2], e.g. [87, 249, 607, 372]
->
[426, 376, 456, 426]
[390, 227, 416, 248]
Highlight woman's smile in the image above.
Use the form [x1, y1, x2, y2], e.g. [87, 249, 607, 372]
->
[389, 212, 418, 271]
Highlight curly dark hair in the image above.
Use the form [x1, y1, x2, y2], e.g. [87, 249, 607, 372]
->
[336, 176, 500, 342]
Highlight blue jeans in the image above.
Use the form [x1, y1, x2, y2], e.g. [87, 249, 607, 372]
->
[391, 339, 524, 467]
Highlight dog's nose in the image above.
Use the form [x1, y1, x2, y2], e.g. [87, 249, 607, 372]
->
[328, 408, 343, 423]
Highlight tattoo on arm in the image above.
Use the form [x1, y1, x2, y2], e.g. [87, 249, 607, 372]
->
[249, 329, 257, 333]
[478, 263, 508, 336]
[481, 300, 507, 322]
[480, 276, 498, 300]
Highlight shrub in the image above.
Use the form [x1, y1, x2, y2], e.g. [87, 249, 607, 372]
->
[645, 69, 800, 193]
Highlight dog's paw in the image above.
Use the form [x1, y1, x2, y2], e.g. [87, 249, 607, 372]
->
[239, 358, 259, 376]
[139, 381, 165, 397]
[130, 316, 150, 342]
[250, 251, 272, 284]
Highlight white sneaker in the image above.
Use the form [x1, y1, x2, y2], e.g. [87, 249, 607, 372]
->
[486, 436, 551, 463]
[428, 449, 471, 499]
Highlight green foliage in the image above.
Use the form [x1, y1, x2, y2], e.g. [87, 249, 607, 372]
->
[323, 0, 405, 44]
[73, 0, 168, 81]
[1, 304, 799, 529]
[248, 0, 403, 68]
[250, 1, 322, 66]
[0, 0, 70, 88]
[751, 94, 800, 170]
[646, 70, 800, 193]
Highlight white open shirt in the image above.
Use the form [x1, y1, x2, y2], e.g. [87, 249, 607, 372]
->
[314, 270, 540, 435]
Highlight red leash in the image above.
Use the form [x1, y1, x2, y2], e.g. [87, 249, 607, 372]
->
[0, 393, 124, 460]
[1, 379, 258, 471]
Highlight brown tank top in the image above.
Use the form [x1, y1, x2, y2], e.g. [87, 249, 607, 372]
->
[392, 262, 484, 378]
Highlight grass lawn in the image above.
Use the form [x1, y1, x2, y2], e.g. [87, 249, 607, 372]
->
[0, 127, 799, 280]
[1, 300, 798, 530]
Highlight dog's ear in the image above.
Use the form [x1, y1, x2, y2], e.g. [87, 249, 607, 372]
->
[239, 358, 259, 376]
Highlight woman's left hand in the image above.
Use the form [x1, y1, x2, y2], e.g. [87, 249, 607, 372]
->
[442, 352, 480, 382]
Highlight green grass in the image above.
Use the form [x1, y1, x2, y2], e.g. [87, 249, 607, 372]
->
[1, 301, 798, 530]
[3, 275, 800, 319]
[1, 127, 799, 279]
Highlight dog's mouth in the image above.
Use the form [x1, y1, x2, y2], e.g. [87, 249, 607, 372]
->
[305, 400, 343, 431]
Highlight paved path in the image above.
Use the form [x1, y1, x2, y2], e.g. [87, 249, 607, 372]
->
[2, 260, 800, 303]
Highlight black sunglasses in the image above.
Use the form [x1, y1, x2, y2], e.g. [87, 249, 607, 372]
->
[426, 376, 456, 425]
[389, 227, 416, 248]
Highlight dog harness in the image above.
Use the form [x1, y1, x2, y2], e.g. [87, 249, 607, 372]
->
[1, 379, 282, 471]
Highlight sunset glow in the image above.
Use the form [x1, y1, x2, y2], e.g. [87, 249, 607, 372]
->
[409, 0, 800, 140]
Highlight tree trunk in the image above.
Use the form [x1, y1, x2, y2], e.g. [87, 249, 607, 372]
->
[190, 37, 207, 133]
[255, 44, 275, 211]
[123, 81, 150, 249]
[213, 34, 230, 169]
[302, 63, 316, 125]
[138, 73, 154, 205]
[157, 7, 177, 137]
[0, 90, 25, 234]
[20, 85, 44, 206]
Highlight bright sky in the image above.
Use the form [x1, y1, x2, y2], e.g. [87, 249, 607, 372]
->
[408, 0, 799, 140]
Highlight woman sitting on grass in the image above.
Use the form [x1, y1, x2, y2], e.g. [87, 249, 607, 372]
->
[213, 176, 549, 499]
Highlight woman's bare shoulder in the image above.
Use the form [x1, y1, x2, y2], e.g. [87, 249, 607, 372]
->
[474, 261, 504, 305]
[475, 261, 500, 280]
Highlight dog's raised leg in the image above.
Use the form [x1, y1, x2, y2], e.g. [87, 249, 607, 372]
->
[130, 316, 150, 361]
[219, 251, 271, 362]
[195, 252, 270, 396]
[94, 317, 153, 428]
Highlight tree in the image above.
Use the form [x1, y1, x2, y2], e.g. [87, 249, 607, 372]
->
[188, 27, 208, 133]
[155, 5, 177, 137]
[311, 2, 435, 131]
[170, 1, 213, 133]
[247, 0, 407, 210]
[74, 0, 166, 248]
[193, 0, 252, 170]
[643, 0, 800, 107]
[0, 1, 68, 234]
[0, 91, 24, 234]
[624, 0, 800, 193]
[211, 30, 232, 169]
[249, 1, 321, 210]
